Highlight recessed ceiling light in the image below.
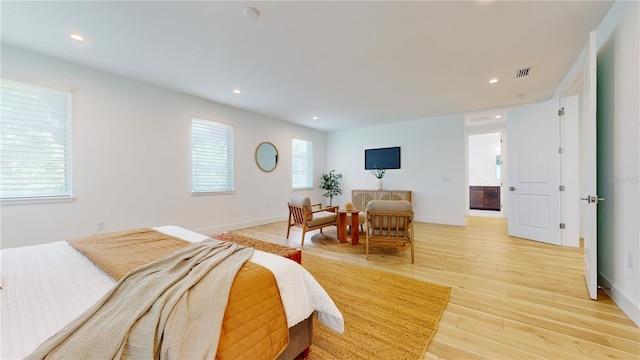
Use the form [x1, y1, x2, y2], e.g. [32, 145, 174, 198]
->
[489, 78, 499, 84]
[233, 89, 241, 94]
[312, 116, 318, 120]
[69, 33, 85, 41]
[495, 115, 502, 119]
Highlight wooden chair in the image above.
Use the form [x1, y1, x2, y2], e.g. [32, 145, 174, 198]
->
[287, 196, 338, 246]
[365, 200, 414, 263]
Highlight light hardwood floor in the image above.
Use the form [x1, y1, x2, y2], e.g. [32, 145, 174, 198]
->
[232, 216, 640, 359]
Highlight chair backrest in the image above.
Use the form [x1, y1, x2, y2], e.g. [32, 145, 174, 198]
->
[289, 196, 313, 222]
[366, 200, 413, 235]
[290, 196, 312, 210]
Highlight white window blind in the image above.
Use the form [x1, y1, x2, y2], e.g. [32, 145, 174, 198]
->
[292, 138, 313, 189]
[191, 117, 234, 193]
[1, 79, 72, 199]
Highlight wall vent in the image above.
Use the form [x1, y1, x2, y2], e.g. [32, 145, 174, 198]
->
[515, 67, 533, 79]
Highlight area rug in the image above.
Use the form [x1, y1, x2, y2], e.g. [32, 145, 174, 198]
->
[310, 229, 409, 254]
[302, 254, 451, 359]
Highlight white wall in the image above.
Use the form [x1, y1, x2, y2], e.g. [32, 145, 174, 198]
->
[595, 0, 640, 327]
[326, 114, 467, 226]
[0, 45, 327, 249]
[468, 133, 501, 186]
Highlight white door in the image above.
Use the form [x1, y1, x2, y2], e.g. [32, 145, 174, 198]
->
[507, 99, 560, 245]
[582, 31, 598, 300]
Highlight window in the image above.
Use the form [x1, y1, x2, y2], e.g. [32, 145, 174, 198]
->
[1, 79, 72, 201]
[292, 138, 313, 189]
[191, 117, 234, 193]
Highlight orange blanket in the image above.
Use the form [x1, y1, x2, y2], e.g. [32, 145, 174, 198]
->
[67, 228, 289, 359]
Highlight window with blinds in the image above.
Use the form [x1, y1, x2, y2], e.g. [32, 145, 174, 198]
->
[191, 117, 234, 193]
[292, 138, 313, 189]
[1, 79, 72, 200]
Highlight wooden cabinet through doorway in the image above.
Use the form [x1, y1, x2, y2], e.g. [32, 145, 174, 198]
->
[470, 186, 500, 211]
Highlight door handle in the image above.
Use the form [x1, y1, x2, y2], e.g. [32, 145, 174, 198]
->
[509, 186, 516, 191]
[580, 195, 605, 204]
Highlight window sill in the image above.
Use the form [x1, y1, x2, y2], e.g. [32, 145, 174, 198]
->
[192, 190, 235, 196]
[1, 196, 76, 206]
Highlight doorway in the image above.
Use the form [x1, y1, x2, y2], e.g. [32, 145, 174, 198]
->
[468, 132, 502, 217]
[464, 112, 507, 218]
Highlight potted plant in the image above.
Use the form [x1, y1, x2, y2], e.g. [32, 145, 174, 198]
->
[320, 170, 342, 206]
[371, 168, 386, 190]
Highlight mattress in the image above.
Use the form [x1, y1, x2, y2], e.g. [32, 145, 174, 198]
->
[0, 225, 344, 359]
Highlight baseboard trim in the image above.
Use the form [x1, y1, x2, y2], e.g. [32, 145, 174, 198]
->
[197, 214, 468, 234]
[598, 273, 640, 327]
[195, 215, 288, 236]
[414, 215, 466, 226]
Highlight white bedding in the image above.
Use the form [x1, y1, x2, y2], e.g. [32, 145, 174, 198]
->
[0, 226, 343, 359]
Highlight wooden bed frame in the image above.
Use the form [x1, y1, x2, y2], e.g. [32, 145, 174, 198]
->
[278, 315, 313, 360]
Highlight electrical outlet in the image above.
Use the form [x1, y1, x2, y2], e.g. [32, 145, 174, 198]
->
[627, 252, 633, 269]
[97, 222, 105, 231]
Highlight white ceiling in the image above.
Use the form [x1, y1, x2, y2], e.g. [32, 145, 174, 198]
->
[1, 1, 613, 132]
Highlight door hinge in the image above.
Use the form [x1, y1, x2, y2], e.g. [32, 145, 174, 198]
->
[558, 108, 565, 116]
[559, 147, 565, 154]
[559, 223, 566, 229]
[559, 185, 565, 191]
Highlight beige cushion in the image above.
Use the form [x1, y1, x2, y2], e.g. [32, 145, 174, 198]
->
[291, 196, 313, 221]
[366, 200, 413, 232]
[366, 200, 412, 212]
[308, 211, 337, 227]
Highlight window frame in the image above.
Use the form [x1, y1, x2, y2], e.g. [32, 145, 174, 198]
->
[291, 138, 313, 190]
[191, 117, 234, 194]
[0, 79, 74, 204]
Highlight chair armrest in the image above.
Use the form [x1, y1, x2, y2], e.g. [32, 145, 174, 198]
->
[311, 205, 338, 214]
[324, 206, 339, 213]
[311, 203, 323, 210]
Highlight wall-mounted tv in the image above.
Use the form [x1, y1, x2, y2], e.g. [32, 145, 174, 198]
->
[365, 146, 401, 170]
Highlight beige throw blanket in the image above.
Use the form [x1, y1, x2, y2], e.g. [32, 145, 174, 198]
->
[68, 228, 191, 281]
[27, 239, 254, 360]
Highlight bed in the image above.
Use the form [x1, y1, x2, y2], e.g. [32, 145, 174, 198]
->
[0, 225, 344, 359]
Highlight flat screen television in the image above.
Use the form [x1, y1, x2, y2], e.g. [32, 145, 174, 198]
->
[365, 146, 401, 170]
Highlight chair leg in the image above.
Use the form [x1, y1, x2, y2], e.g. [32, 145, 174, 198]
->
[410, 242, 415, 264]
[301, 229, 306, 247]
[365, 237, 370, 260]
[286, 222, 292, 239]
[409, 223, 415, 264]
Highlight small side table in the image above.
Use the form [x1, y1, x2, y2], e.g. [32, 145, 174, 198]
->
[338, 209, 361, 245]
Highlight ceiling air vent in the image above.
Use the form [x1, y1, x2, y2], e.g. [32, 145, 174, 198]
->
[515, 67, 533, 79]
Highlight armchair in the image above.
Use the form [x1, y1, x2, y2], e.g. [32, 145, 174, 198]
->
[287, 196, 338, 246]
[365, 200, 415, 263]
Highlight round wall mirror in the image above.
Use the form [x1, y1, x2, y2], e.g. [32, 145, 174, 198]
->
[255, 142, 279, 172]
